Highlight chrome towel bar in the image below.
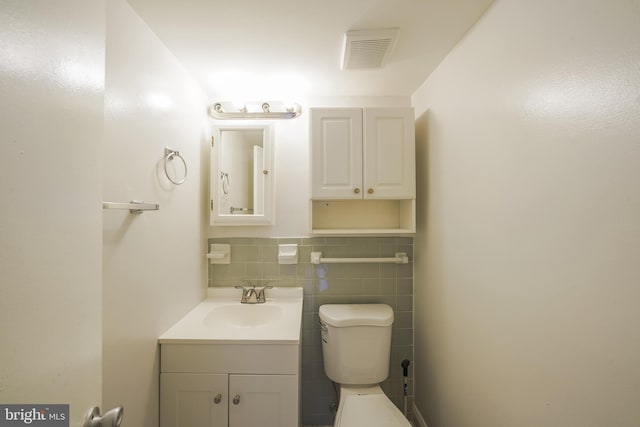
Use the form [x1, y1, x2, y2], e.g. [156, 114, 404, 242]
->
[102, 201, 159, 214]
[310, 251, 409, 265]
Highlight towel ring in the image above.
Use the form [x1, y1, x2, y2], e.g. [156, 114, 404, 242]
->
[164, 147, 187, 185]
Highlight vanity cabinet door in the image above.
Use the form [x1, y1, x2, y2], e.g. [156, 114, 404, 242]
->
[311, 108, 363, 199]
[228, 374, 298, 427]
[160, 373, 228, 427]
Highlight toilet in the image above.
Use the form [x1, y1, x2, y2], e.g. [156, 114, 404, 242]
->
[319, 304, 412, 427]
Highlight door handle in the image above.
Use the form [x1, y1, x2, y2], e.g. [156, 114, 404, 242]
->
[232, 395, 241, 405]
[83, 406, 123, 427]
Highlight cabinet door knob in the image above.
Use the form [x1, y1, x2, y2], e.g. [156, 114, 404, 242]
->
[354, 188, 360, 194]
[213, 394, 222, 404]
[232, 395, 241, 405]
[367, 188, 374, 194]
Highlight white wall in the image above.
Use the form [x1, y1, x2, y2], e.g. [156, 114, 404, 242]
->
[412, 0, 640, 426]
[0, 1, 105, 424]
[103, 2, 208, 426]
[208, 96, 411, 238]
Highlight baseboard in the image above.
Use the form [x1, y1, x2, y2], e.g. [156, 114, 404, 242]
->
[411, 402, 428, 427]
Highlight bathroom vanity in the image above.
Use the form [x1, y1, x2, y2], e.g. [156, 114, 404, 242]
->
[159, 287, 303, 427]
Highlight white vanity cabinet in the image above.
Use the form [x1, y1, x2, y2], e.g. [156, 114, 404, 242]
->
[158, 288, 303, 427]
[161, 373, 228, 427]
[310, 107, 416, 234]
[160, 344, 300, 427]
[161, 372, 297, 427]
[229, 374, 298, 427]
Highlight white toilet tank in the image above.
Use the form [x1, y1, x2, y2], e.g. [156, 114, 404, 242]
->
[319, 304, 394, 385]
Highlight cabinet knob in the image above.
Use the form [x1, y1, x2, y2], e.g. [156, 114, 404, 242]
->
[354, 188, 360, 194]
[367, 188, 374, 194]
[232, 395, 241, 405]
[213, 394, 222, 404]
[263, 170, 268, 175]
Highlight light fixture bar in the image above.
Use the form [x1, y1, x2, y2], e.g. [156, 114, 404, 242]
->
[208, 101, 302, 120]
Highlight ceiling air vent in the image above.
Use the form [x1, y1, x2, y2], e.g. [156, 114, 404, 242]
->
[341, 28, 400, 70]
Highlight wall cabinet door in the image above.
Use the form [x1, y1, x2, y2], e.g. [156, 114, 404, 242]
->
[310, 107, 415, 199]
[311, 108, 363, 199]
[229, 374, 298, 427]
[363, 108, 415, 199]
[161, 373, 228, 427]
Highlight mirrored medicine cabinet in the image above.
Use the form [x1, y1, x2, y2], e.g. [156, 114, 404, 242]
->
[210, 124, 274, 225]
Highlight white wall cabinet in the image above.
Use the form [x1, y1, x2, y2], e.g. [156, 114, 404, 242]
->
[160, 344, 299, 427]
[310, 107, 416, 234]
[311, 108, 415, 199]
[210, 124, 274, 226]
[311, 108, 363, 199]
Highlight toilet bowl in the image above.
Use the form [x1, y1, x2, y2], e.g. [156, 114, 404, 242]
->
[334, 385, 411, 427]
[319, 304, 411, 427]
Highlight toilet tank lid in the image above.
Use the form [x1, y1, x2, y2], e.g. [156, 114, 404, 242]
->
[319, 304, 394, 327]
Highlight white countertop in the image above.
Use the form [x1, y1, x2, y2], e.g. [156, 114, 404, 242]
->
[159, 287, 303, 345]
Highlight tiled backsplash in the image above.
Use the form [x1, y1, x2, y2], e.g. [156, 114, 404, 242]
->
[208, 236, 414, 426]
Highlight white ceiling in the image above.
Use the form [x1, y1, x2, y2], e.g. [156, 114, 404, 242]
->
[127, 0, 494, 101]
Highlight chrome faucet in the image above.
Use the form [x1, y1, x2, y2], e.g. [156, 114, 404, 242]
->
[234, 283, 273, 304]
[235, 285, 257, 303]
[254, 285, 273, 303]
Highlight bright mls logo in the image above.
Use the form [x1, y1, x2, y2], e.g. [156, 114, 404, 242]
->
[0, 405, 68, 427]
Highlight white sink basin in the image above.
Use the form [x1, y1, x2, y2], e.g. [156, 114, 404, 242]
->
[158, 287, 303, 344]
[203, 304, 283, 328]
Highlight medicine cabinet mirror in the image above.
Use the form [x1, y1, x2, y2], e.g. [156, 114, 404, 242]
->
[210, 124, 274, 225]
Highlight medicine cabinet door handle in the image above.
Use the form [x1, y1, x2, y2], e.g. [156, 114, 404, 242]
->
[213, 394, 222, 404]
[233, 395, 241, 405]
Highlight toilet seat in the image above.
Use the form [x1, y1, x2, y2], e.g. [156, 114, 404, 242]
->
[335, 388, 411, 427]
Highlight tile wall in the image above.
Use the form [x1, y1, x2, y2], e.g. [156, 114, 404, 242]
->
[208, 236, 414, 426]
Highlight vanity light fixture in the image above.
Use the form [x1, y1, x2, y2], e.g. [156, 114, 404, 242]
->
[208, 101, 302, 120]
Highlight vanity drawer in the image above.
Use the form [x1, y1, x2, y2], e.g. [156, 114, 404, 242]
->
[161, 343, 299, 374]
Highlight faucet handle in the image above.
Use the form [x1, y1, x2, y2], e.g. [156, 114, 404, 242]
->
[254, 285, 273, 303]
[234, 281, 256, 291]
